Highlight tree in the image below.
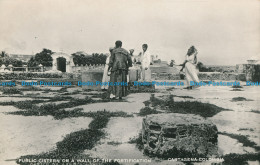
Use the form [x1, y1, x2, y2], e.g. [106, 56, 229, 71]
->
[72, 52, 106, 66]
[197, 62, 204, 71]
[27, 57, 38, 67]
[0, 53, 23, 67]
[0, 51, 8, 58]
[28, 48, 53, 67]
[197, 62, 213, 72]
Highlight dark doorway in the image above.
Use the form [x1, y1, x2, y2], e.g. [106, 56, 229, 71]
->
[57, 57, 66, 72]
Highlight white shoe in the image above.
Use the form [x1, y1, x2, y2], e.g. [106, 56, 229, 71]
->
[110, 94, 116, 99]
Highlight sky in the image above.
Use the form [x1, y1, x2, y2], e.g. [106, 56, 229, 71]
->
[0, 0, 259, 65]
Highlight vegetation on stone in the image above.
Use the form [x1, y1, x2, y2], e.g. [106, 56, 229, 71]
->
[138, 107, 160, 116]
[142, 114, 218, 158]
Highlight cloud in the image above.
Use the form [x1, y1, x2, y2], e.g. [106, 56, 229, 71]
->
[0, 0, 259, 65]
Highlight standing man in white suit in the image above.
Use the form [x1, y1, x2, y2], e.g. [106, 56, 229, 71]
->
[140, 44, 151, 81]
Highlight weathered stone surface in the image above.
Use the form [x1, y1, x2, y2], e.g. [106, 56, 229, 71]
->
[128, 68, 140, 82]
[142, 113, 218, 157]
[81, 71, 103, 91]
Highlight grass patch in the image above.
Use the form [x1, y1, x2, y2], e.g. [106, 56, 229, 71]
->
[16, 110, 122, 165]
[222, 153, 260, 165]
[89, 92, 108, 100]
[61, 90, 81, 95]
[9, 104, 132, 120]
[238, 128, 254, 132]
[168, 101, 226, 117]
[230, 89, 243, 91]
[88, 112, 110, 129]
[19, 86, 42, 91]
[6, 92, 133, 119]
[166, 87, 175, 91]
[0, 96, 74, 110]
[138, 107, 160, 116]
[145, 94, 226, 117]
[57, 129, 104, 153]
[84, 110, 133, 129]
[107, 141, 122, 146]
[14, 100, 43, 109]
[16, 129, 105, 165]
[250, 110, 260, 114]
[158, 94, 194, 99]
[231, 97, 253, 102]
[128, 132, 143, 150]
[0, 100, 45, 109]
[231, 85, 243, 88]
[2, 87, 23, 95]
[175, 95, 194, 99]
[219, 132, 258, 150]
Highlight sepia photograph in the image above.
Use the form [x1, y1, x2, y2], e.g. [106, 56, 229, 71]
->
[0, 0, 259, 164]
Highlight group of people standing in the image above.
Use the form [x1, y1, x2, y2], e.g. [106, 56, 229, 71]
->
[102, 40, 200, 100]
[102, 40, 151, 100]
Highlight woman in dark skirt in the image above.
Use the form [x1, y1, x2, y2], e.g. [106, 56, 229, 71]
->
[108, 40, 132, 100]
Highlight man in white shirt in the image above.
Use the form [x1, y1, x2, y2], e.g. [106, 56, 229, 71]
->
[140, 44, 151, 81]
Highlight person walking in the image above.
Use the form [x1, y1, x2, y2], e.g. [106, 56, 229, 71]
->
[180, 46, 200, 89]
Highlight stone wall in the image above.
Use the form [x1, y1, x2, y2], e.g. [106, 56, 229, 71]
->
[152, 72, 246, 81]
[81, 70, 103, 91]
[142, 113, 218, 157]
[72, 64, 105, 73]
[236, 64, 260, 82]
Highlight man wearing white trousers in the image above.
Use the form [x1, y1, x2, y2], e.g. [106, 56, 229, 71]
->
[140, 44, 151, 81]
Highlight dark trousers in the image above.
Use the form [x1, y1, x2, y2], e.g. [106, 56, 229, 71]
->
[109, 70, 128, 98]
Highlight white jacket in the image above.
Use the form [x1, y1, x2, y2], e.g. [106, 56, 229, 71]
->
[141, 50, 151, 68]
